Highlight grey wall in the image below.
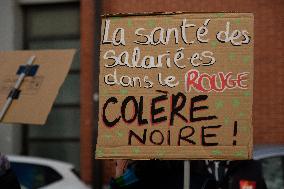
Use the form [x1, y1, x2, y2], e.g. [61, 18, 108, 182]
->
[0, 0, 23, 154]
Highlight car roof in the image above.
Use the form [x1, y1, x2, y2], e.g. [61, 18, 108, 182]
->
[7, 155, 74, 170]
[253, 145, 284, 160]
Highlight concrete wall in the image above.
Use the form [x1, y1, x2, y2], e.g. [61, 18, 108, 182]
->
[0, 0, 23, 154]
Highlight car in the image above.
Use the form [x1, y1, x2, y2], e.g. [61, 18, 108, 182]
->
[7, 155, 90, 189]
[254, 145, 284, 189]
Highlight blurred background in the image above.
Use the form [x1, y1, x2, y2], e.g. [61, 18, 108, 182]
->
[0, 0, 283, 189]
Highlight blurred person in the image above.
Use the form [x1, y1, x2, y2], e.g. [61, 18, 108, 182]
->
[191, 160, 267, 189]
[0, 153, 21, 189]
[110, 160, 183, 189]
[110, 159, 267, 189]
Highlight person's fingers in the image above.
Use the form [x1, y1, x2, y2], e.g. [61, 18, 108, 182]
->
[115, 160, 128, 177]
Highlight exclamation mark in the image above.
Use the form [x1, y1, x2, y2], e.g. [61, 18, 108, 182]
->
[233, 121, 238, 145]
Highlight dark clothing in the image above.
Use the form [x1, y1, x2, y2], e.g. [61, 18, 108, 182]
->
[128, 160, 183, 189]
[0, 154, 21, 189]
[191, 160, 267, 189]
[111, 160, 267, 189]
[0, 169, 21, 189]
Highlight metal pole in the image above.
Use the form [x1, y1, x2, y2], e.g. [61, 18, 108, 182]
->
[0, 55, 35, 121]
[184, 160, 190, 189]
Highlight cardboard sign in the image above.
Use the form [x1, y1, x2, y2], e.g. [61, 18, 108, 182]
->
[0, 50, 75, 125]
[96, 13, 253, 160]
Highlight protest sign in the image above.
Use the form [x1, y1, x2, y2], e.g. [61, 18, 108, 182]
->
[96, 13, 253, 159]
[0, 50, 75, 125]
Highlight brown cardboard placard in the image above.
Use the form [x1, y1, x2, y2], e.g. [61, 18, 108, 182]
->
[0, 49, 76, 125]
[96, 13, 253, 160]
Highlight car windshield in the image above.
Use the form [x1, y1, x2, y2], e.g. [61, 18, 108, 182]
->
[10, 162, 63, 189]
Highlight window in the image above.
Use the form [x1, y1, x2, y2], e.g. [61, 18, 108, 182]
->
[11, 162, 63, 189]
[22, 2, 80, 170]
